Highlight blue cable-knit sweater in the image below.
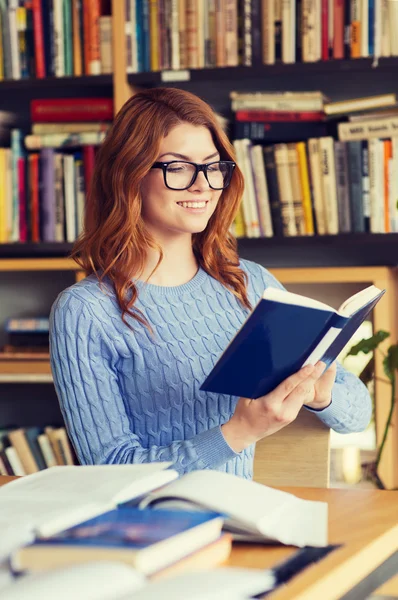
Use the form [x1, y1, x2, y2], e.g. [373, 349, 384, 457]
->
[49, 259, 372, 479]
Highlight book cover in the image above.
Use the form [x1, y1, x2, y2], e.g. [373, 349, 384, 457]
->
[200, 286, 385, 399]
[14, 507, 224, 575]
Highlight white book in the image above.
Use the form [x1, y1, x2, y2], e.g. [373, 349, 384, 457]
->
[282, 0, 295, 63]
[250, 145, 273, 237]
[4, 447, 26, 476]
[63, 154, 76, 242]
[140, 470, 329, 548]
[0, 464, 177, 547]
[318, 137, 339, 234]
[53, 0, 65, 77]
[274, 143, 297, 236]
[1, 561, 276, 600]
[240, 139, 261, 238]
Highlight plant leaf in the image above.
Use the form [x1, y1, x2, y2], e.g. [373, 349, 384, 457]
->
[346, 330, 390, 356]
[383, 345, 398, 382]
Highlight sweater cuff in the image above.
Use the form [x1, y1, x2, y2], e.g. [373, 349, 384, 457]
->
[192, 426, 239, 469]
[304, 388, 345, 422]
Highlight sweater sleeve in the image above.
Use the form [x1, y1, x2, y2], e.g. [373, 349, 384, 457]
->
[255, 263, 372, 434]
[49, 293, 238, 476]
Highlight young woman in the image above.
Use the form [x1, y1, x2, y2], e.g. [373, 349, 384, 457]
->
[50, 87, 371, 479]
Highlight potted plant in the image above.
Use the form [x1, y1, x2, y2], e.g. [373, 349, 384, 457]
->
[346, 330, 397, 489]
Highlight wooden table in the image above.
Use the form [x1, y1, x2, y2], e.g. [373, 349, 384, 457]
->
[1, 477, 397, 599]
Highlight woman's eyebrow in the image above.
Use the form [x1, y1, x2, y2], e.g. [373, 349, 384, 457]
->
[157, 151, 220, 161]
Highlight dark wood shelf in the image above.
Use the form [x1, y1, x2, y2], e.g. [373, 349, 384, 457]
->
[238, 233, 398, 268]
[0, 243, 73, 258]
[127, 58, 398, 86]
[1, 235, 398, 267]
[0, 75, 113, 91]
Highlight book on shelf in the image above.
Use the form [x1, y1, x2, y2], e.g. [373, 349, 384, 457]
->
[12, 506, 225, 576]
[1, 560, 277, 600]
[0, 2, 112, 80]
[200, 284, 385, 399]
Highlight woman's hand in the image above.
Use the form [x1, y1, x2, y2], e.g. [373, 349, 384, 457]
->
[305, 361, 337, 410]
[221, 361, 330, 453]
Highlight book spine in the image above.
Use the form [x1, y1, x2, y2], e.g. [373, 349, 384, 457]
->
[234, 121, 327, 141]
[307, 138, 327, 235]
[274, 143, 297, 237]
[262, 0, 274, 64]
[54, 152, 65, 242]
[250, 0, 262, 64]
[347, 140, 365, 232]
[361, 140, 370, 232]
[287, 143, 306, 235]
[333, 0, 344, 58]
[235, 110, 325, 122]
[296, 141, 314, 235]
[72, 0, 83, 75]
[40, 147, 56, 241]
[334, 141, 351, 233]
[263, 145, 284, 237]
[31, 98, 114, 122]
[338, 116, 398, 141]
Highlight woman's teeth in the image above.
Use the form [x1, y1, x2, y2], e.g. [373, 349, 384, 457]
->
[177, 201, 207, 208]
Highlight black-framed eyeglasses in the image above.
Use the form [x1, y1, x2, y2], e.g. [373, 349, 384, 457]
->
[151, 160, 236, 191]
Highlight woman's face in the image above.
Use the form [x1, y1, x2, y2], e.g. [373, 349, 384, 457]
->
[140, 123, 224, 241]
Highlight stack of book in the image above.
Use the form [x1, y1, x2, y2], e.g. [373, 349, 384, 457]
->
[230, 91, 398, 237]
[0, 97, 112, 244]
[0, 464, 328, 586]
[0, 0, 113, 80]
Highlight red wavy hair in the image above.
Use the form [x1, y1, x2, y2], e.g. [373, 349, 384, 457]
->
[72, 87, 251, 329]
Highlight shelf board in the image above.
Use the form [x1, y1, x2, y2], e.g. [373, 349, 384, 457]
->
[127, 58, 398, 86]
[0, 243, 73, 258]
[237, 233, 398, 268]
[0, 374, 53, 383]
[0, 74, 113, 91]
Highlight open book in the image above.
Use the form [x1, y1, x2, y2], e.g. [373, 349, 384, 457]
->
[0, 463, 177, 558]
[1, 561, 277, 600]
[200, 284, 385, 399]
[139, 470, 328, 548]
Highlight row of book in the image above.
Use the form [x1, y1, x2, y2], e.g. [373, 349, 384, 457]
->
[231, 136, 398, 239]
[0, 141, 98, 243]
[0, 0, 112, 80]
[124, 0, 398, 72]
[0, 425, 76, 476]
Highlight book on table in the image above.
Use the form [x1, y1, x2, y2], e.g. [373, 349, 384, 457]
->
[0, 463, 177, 558]
[11, 506, 225, 576]
[200, 284, 385, 399]
[1, 560, 277, 600]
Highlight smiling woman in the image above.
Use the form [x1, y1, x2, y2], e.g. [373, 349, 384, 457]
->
[48, 88, 372, 479]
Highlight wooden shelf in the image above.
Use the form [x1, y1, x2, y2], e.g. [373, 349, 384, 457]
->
[0, 374, 53, 383]
[0, 74, 113, 91]
[1, 235, 398, 269]
[127, 58, 398, 86]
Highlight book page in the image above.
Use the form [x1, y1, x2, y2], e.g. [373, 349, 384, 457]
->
[338, 285, 382, 316]
[139, 470, 327, 547]
[2, 561, 146, 600]
[0, 463, 176, 505]
[262, 287, 335, 312]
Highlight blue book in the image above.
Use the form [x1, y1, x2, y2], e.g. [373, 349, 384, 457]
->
[13, 507, 224, 576]
[200, 285, 385, 399]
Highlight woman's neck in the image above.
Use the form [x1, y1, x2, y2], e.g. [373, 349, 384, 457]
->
[138, 236, 199, 287]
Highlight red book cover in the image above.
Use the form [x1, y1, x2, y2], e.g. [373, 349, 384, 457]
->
[321, 0, 329, 60]
[235, 110, 325, 122]
[83, 145, 95, 197]
[333, 0, 345, 59]
[18, 158, 27, 243]
[29, 154, 40, 242]
[31, 98, 114, 122]
[32, 0, 46, 77]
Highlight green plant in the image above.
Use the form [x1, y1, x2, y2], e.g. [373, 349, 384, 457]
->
[346, 330, 397, 489]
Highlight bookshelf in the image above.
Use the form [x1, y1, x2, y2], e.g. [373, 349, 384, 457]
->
[1, 0, 398, 488]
